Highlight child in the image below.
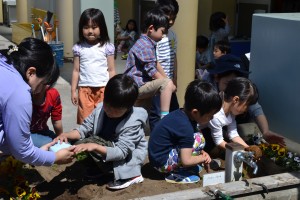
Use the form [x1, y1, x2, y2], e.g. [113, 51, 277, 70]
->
[209, 11, 230, 43]
[204, 54, 285, 150]
[196, 35, 211, 69]
[116, 19, 138, 59]
[148, 80, 222, 183]
[149, 0, 180, 131]
[72, 8, 116, 124]
[213, 40, 231, 60]
[195, 35, 212, 80]
[207, 77, 258, 153]
[209, 12, 230, 62]
[124, 8, 176, 118]
[31, 86, 63, 147]
[55, 74, 148, 190]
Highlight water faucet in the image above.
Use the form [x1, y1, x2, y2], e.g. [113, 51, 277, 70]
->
[234, 151, 258, 175]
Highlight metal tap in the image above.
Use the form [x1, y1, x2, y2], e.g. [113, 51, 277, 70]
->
[234, 151, 258, 174]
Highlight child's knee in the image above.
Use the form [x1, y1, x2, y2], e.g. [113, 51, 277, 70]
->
[161, 79, 175, 92]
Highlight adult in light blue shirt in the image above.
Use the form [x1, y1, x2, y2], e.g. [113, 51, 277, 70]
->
[0, 38, 75, 166]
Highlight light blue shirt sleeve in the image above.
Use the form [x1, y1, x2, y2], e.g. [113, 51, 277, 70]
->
[3, 85, 55, 166]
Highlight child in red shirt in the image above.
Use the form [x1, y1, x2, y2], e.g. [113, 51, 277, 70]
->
[30, 87, 63, 147]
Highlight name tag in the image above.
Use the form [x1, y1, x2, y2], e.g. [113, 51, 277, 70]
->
[202, 171, 225, 187]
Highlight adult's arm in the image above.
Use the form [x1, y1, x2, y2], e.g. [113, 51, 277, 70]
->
[4, 90, 56, 166]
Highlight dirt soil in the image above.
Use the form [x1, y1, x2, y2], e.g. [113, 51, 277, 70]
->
[24, 158, 227, 200]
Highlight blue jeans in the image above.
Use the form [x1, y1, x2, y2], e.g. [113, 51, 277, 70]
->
[149, 93, 179, 131]
[31, 130, 56, 148]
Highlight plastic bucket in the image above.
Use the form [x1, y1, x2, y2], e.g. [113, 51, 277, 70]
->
[49, 42, 64, 67]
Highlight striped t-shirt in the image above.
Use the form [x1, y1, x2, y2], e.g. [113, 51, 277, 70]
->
[156, 29, 177, 79]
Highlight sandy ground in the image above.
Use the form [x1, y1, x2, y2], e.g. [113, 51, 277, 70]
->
[25, 158, 227, 200]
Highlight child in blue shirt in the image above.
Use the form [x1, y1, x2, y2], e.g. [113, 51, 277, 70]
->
[148, 80, 222, 183]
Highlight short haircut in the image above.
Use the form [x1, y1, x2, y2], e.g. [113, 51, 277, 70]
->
[104, 74, 139, 109]
[196, 35, 209, 49]
[184, 80, 222, 116]
[141, 8, 169, 33]
[78, 8, 110, 46]
[214, 40, 231, 54]
[155, 0, 179, 15]
[224, 77, 258, 106]
[1, 37, 58, 87]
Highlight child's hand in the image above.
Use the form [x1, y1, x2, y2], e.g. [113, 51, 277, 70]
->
[264, 131, 285, 147]
[200, 150, 211, 164]
[54, 145, 76, 164]
[40, 140, 57, 151]
[71, 93, 78, 105]
[222, 17, 228, 24]
[74, 143, 98, 153]
[54, 133, 69, 144]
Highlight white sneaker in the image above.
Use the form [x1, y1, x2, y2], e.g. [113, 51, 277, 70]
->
[107, 175, 144, 190]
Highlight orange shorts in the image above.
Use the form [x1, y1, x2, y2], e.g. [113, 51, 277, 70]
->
[77, 86, 105, 124]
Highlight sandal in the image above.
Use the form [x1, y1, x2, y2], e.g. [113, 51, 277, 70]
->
[121, 54, 128, 60]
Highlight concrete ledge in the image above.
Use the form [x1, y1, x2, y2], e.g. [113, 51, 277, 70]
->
[136, 172, 300, 200]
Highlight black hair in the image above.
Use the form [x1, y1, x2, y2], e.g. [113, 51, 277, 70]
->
[184, 80, 222, 116]
[214, 40, 231, 54]
[155, 0, 179, 15]
[0, 37, 58, 87]
[224, 77, 258, 106]
[125, 19, 138, 33]
[196, 35, 209, 49]
[104, 74, 139, 109]
[78, 8, 110, 46]
[209, 11, 227, 32]
[141, 8, 169, 33]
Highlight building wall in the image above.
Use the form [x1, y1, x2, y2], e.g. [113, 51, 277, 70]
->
[197, 0, 236, 38]
[250, 13, 300, 143]
[117, 0, 135, 27]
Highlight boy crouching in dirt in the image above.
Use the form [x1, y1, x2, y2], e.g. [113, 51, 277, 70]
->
[55, 74, 148, 190]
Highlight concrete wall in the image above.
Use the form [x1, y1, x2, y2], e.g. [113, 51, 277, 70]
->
[250, 13, 300, 143]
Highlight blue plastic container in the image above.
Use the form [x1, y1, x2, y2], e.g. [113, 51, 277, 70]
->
[49, 42, 64, 67]
[229, 40, 251, 57]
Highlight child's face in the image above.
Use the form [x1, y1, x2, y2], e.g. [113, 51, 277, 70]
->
[127, 22, 135, 31]
[216, 73, 237, 92]
[83, 19, 100, 44]
[103, 103, 128, 118]
[149, 26, 165, 42]
[230, 97, 248, 115]
[213, 47, 225, 59]
[167, 14, 177, 28]
[192, 109, 217, 126]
